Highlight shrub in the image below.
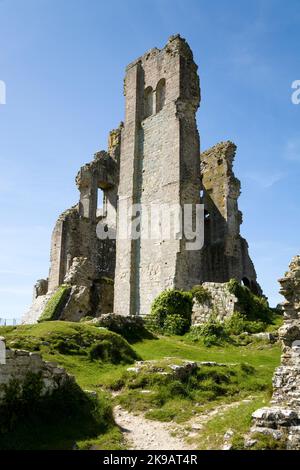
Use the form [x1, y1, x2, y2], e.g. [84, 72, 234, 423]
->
[224, 312, 267, 336]
[163, 314, 190, 335]
[146, 289, 193, 335]
[190, 285, 211, 304]
[39, 285, 71, 322]
[0, 375, 114, 450]
[94, 314, 153, 342]
[88, 339, 137, 364]
[227, 279, 273, 323]
[188, 318, 228, 347]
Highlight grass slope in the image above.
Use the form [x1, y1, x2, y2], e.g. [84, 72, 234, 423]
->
[0, 321, 281, 450]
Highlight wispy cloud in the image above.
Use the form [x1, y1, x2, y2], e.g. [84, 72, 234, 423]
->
[284, 138, 300, 162]
[244, 171, 286, 189]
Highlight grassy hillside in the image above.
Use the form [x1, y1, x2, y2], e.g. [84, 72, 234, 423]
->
[0, 321, 281, 450]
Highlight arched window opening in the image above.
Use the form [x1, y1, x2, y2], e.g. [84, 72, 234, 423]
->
[156, 78, 166, 113]
[144, 87, 153, 119]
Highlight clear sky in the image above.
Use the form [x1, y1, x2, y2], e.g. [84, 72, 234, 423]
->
[0, 0, 299, 320]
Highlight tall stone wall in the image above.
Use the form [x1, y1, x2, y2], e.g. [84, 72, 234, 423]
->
[114, 34, 201, 317]
[250, 256, 300, 449]
[199, 142, 261, 295]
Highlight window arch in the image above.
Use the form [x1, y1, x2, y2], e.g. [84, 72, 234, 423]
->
[144, 86, 153, 118]
[156, 78, 166, 113]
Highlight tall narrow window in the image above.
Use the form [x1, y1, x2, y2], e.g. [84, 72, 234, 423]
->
[97, 188, 105, 217]
[156, 78, 166, 113]
[144, 87, 153, 119]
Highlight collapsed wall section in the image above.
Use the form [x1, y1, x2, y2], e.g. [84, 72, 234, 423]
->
[199, 141, 261, 295]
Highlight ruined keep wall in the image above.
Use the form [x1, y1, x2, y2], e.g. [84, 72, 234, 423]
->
[48, 139, 120, 294]
[114, 35, 201, 317]
[199, 141, 261, 295]
[251, 256, 300, 449]
[23, 129, 121, 324]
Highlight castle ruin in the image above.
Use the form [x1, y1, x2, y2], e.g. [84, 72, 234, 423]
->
[23, 35, 261, 324]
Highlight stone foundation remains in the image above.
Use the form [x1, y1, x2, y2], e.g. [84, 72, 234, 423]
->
[0, 337, 73, 404]
[192, 282, 239, 325]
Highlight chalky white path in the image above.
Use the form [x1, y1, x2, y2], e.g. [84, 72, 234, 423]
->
[114, 405, 194, 451]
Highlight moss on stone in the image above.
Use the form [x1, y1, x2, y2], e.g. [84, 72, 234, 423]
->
[39, 285, 71, 322]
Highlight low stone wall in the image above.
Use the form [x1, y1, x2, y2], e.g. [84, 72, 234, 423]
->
[192, 282, 239, 325]
[0, 337, 73, 404]
[250, 256, 300, 449]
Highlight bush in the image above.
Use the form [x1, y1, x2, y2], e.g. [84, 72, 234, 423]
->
[163, 314, 190, 335]
[88, 339, 138, 364]
[0, 376, 114, 450]
[190, 285, 211, 304]
[39, 285, 71, 322]
[224, 312, 267, 336]
[227, 279, 273, 323]
[188, 318, 228, 347]
[146, 289, 193, 335]
[94, 314, 153, 343]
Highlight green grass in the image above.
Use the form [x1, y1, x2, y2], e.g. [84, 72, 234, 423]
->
[0, 322, 281, 450]
[0, 376, 122, 450]
[189, 395, 269, 450]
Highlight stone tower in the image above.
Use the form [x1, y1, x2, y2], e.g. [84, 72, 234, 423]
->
[22, 35, 262, 324]
[113, 35, 202, 316]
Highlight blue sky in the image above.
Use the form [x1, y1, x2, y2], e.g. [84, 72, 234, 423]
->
[0, 0, 299, 319]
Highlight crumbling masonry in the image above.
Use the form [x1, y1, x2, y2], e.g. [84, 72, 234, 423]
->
[250, 256, 300, 449]
[23, 35, 261, 323]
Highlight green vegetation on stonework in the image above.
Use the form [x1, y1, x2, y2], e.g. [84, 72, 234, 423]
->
[227, 279, 275, 323]
[87, 314, 155, 343]
[0, 374, 118, 450]
[146, 287, 211, 336]
[145, 282, 280, 338]
[187, 312, 283, 347]
[2, 321, 140, 365]
[39, 285, 71, 322]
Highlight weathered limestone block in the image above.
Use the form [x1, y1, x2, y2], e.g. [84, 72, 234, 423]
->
[250, 255, 300, 449]
[192, 282, 239, 325]
[64, 256, 95, 287]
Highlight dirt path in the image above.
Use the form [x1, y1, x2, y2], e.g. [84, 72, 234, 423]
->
[114, 405, 195, 450]
[114, 399, 253, 450]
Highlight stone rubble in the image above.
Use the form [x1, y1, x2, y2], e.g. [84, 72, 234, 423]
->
[250, 255, 300, 449]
